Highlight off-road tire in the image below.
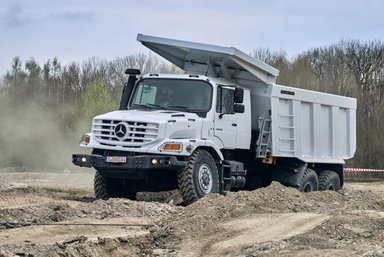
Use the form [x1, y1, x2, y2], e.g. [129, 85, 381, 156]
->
[94, 170, 109, 200]
[318, 170, 340, 191]
[178, 150, 219, 205]
[94, 171, 137, 200]
[299, 169, 318, 192]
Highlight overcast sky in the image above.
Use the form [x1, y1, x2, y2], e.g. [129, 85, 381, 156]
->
[1, 0, 383, 76]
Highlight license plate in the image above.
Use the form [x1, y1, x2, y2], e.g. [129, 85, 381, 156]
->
[106, 156, 127, 163]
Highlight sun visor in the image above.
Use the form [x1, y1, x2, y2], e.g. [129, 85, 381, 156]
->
[137, 34, 279, 86]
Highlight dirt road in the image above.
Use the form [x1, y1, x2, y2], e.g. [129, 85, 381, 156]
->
[0, 171, 383, 256]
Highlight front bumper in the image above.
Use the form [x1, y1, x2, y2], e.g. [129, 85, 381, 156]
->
[72, 154, 187, 171]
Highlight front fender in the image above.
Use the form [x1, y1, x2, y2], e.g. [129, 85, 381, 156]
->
[146, 139, 224, 160]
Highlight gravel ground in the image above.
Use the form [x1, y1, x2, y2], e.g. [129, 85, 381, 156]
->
[0, 171, 383, 257]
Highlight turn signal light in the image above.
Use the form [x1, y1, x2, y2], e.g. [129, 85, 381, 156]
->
[163, 143, 181, 151]
[159, 142, 182, 152]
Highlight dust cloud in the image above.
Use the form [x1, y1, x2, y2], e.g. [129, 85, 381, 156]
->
[0, 101, 89, 171]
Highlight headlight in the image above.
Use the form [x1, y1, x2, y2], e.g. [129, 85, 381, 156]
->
[80, 134, 91, 145]
[159, 142, 183, 152]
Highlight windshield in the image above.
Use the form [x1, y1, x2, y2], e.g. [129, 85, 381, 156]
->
[129, 78, 212, 113]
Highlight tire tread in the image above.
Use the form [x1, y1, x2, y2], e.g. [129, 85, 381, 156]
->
[318, 170, 340, 191]
[94, 171, 109, 200]
[178, 150, 216, 205]
[299, 168, 318, 192]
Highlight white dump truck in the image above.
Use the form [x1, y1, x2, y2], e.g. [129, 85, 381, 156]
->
[72, 34, 356, 204]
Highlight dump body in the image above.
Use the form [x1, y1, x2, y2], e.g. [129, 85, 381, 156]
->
[250, 84, 356, 163]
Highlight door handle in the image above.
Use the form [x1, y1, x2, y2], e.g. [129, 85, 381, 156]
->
[232, 123, 237, 127]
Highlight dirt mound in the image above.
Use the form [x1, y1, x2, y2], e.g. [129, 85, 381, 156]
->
[145, 182, 384, 256]
[0, 183, 182, 257]
[0, 189, 182, 230]
[0, 175, 383, 257]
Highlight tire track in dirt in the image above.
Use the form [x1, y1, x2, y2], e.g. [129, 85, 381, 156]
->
[0, 217, 151, 245]
[180, 213, 330, 257]
[214, 213, 329, 251]
[0, 194, 80, 209]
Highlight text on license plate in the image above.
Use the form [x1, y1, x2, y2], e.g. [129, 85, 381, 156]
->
[106, 156, 127, 163]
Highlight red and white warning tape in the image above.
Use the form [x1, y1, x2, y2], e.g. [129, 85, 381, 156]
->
[344, 168, 384, 173]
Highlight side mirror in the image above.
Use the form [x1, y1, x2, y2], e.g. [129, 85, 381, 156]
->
[234, 87, 244, 103]
[234, 104, 245, 113]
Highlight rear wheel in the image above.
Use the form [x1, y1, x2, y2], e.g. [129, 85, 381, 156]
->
[178, 150, 219, 205]
[299, 169, 318, 192]
[318, 170, 340, 191]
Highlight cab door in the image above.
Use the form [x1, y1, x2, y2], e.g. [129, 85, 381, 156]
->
[214, 86, 237, 148]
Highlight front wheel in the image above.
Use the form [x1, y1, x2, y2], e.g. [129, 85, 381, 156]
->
[94, 170, 109, 200]
[178, 150, 219, 205]
[94, 170, 137, 200]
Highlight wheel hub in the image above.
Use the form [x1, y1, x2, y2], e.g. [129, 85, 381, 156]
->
[198, 164, 212, 193]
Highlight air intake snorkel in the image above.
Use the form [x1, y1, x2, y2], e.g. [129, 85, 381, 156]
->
[119, 69, 141, 110]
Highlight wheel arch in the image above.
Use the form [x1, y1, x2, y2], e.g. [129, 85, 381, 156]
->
[194, 145, 223, 163]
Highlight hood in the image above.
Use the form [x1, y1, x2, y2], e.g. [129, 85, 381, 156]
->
[94, 110, 201, 123]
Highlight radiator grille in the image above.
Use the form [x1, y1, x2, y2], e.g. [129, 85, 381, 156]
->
[93, 119, 159, 148]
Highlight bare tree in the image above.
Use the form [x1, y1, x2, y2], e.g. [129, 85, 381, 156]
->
[251, 48, 291, 85]
[25, 58, 42, 101]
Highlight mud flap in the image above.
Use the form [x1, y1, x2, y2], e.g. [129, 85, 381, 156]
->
[219, 163, 232, 195]
[219, 160, 245, 194]
[270, 161, 308, 187]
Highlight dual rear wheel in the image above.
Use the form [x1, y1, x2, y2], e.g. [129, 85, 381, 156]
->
[299, 168, 341, 192]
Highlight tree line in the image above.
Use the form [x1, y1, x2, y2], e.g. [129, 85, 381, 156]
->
[0, 39, 383, 169]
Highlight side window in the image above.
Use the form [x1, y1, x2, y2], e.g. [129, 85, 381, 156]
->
[216, 87, 235, 114]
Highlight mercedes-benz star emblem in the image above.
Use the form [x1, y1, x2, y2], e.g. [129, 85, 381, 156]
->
[114, 122, 127, 139]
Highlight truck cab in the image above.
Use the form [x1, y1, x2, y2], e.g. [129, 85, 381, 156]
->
[73, 72, 252, 203]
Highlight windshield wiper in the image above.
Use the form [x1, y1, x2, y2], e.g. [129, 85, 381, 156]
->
[166, 105, 206, 113]
[166, 105, 190, 110]
[131, 103, 166, 110]
[144, 103, 167, 109]
[130, 104, 151, 110]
